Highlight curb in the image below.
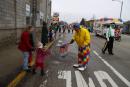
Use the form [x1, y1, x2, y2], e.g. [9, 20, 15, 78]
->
[7, 41, 54, 87]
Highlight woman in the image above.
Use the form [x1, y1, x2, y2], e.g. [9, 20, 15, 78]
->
[41, 21, 48, 46]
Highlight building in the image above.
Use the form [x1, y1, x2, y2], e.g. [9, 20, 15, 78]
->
[0, 0, 52, 47]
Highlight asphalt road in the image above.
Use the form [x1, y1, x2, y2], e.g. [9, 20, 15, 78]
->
[18, 33, 130, 87]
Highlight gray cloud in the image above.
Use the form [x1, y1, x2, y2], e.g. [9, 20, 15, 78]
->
[52, 0, 130, 23]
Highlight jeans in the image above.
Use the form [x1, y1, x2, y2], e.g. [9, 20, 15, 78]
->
[22, 52, 29, 70]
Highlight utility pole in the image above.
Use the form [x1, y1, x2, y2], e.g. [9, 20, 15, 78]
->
[14, 0, 18, 43]
[112, 0, 124, 20]
[32, 0, 37, 27]
[120, 1, 123, 20]
[45, 0, 48, 23]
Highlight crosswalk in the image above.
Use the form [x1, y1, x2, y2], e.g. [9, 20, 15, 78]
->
[58, 70, 118, 87]
[39, 50, 130, 87]
[93, 50, 130, 87]
[56, 50, 130, 87]
[39, 34, 130, 87]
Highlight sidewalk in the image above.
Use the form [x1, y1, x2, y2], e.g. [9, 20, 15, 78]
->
[7, 41, 54, 87]
[15, 33, 75, 87]
[0, 41, 54, 87]
[0, 30, 55, 87]
[0, 44, 22, 87]
[9, 32, 63, 87]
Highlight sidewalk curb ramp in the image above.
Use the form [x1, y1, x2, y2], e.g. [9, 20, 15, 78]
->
[7, 41, 54, 87]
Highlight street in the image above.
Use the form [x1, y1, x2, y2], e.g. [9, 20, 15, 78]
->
[17, 33, 130, 87]
[1, 0, 130, 87]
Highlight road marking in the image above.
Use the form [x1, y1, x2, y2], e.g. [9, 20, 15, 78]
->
[89, 77, 95, 87]
[75, 71, 88, 87]
[58, 71, 72, 87]
[94, 71, 118, 87]
[39, 80, 47, 87]
[7, 41, 54, 87]
[7, 71, 26, 87]
[58, 71, 96, 87]
[93, 50, 130, 87]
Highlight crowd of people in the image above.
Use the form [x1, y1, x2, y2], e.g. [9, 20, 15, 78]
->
[18, 18, 118, 75]
[48, 22, 74, 41]
[18, 21, 78, 76]
[19, 21, 92, 74]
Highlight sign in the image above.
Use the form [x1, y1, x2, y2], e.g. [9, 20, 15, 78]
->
[26, 4, 30, 16]
[40, 12, 44, 19]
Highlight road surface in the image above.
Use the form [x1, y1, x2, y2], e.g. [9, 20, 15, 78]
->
[18, 33, 130, 87]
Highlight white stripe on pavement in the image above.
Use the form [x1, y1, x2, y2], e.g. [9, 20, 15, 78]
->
[39, 70, 49, 87]
[39, 80, 47, 87]
[89, 77, 95, 87]
[93, 50, 130, 87]
[58, 71, 72, 87]
[94, 71, 118, 87]
[75, 71, 88, 87]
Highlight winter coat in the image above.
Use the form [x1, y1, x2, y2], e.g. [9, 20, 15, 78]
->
[18, 31, 32, 52]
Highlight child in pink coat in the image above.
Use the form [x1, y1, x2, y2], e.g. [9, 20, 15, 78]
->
[33, 42, 49, 76]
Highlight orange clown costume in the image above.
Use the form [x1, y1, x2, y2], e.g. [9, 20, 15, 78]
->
[72, 26, 90, 67]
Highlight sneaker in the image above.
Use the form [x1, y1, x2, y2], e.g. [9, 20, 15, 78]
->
[109, 53, 114, 55]
[102, 49, 105, 54]
[32, 68, 36, 74]
[77, 66, 86, 71]
[73, 64, 80, 68]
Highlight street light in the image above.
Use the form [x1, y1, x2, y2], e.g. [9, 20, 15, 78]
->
[112, 0, 123, 20]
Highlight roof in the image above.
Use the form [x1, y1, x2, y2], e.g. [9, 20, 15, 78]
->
[95, 18, 123, 25]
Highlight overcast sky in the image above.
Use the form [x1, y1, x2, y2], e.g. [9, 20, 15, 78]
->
[52, 0, 130, 23]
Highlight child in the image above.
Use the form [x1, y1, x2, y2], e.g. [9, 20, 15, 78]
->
[33, 42, 49, 76]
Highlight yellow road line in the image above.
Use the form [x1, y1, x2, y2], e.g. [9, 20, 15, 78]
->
[7, 41, 54, 87]
[7, 71, 26, 87]
[45, 41, 54, 51]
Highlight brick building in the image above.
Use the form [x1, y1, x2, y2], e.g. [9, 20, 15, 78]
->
[0, 0, 52, 47]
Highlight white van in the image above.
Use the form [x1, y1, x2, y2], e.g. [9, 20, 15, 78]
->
[94, 22, 107, 37]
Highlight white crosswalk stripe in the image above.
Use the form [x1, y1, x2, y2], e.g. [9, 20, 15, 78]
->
[94, 71, 118, 87]
[93, 50, 130, 87]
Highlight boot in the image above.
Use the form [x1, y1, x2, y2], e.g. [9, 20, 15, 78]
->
[41, 69, 45, 76]
[32, 68, 36, 74]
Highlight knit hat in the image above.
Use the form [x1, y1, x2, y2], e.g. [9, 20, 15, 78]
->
[73, 23, 80, 29]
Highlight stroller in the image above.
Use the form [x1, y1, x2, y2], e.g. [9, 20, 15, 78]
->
[56, 40, 69, 57]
